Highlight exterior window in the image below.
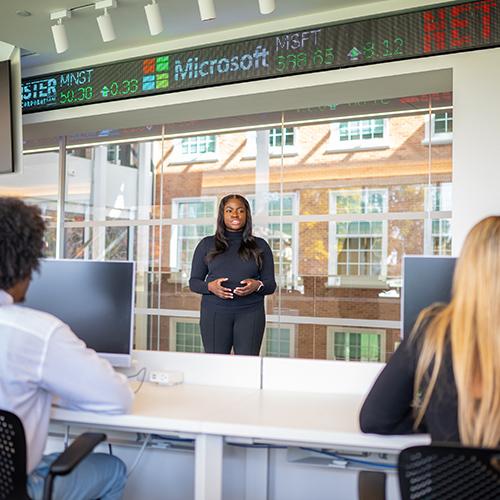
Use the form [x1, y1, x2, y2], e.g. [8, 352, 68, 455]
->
[431, 219, 452, 255]
[173, 135, 217, 162]
[181, 135, 215, 155]
[261, 326, 294, 357]
[327, 328, 385, 362]
[328, 119, 389, 151]
[170, 319, 204, 353]
[244, 128, 297, 157]
[426, 182, 452, 255]
[248, 193, 298, 288]
[106, 144, 138, 167]
[170, 198, 216, 282]
[269, 127, 295, 149]
[423, 112, 453, 144]
[434, 112, 453, 135]
[329, 189, 388, 281]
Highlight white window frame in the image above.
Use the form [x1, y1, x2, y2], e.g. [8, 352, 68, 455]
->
[169, 318, 204, 353]
[423, 182, 453, 255]
[422, 112, 453, 145]
[326, 326, 386, 362]
[243, 127, 298, 158]
[260, 324, 295, 357]
[247, 192, 300, 290]
[427, 218, 452, 256]
[170, 135, 218, 163]
[170, 196, 217, 280]
[327, 118, 390, 152]
[328, 189, 388, 288]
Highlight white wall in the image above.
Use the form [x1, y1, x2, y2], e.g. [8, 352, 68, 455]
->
[451, 49, 500, 251]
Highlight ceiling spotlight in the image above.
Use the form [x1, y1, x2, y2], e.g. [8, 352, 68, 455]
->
[144, 0, 163, 36]
[258, 0, 275, 15]
[197, 0, 215, 21]
[95, 0, 117, 42]
[50, 9, 71, 54]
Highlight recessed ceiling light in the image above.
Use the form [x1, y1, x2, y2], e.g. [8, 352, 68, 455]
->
[16, 10, 32, 17]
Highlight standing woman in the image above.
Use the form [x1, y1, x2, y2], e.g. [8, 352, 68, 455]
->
[189, 194, 276, 355]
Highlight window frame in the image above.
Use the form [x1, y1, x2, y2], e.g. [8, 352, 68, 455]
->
[170, 135, 218, 164]
[328, 188, 388, 287]
[424, 182, 453, 255]
[247, 192, 300, 290]
[422, 111, 453, 145]
[170, 196, 217, 281]
[260, 324, 296, 358]
[243, 127, 298, 158]
[169, 317, 204, 353]
[327, 118, 390, 152]
[326, 326, 386, 362]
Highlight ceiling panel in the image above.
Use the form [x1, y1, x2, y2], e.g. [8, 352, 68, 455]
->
[0, 0, 441, 69]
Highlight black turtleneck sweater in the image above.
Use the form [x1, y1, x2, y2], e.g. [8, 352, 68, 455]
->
[189, 231, 276, 311]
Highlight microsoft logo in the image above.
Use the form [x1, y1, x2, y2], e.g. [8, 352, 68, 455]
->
[142, 56, 169, 90]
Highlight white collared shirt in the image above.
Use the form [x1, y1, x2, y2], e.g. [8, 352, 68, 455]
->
[0, 289, 134, 473]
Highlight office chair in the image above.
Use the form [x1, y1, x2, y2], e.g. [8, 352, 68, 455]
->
[398, 444, 500, 500]
[0, 410, 106, 500]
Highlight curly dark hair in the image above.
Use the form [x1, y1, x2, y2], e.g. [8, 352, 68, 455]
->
[0, 197, 46, 290]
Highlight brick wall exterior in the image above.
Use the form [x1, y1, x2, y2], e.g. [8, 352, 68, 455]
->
[149, 115, 452, 359]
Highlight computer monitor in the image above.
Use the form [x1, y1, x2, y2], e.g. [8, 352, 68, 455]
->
[23, 259, 135, 367]
[401, 255, 456, 339]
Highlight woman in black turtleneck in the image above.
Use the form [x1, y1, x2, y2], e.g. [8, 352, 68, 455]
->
[189, 194, 276, 355]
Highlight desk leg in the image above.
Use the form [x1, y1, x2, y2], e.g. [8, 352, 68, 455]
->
[245, 447, 268, 500]
[195, 434, 223, 500]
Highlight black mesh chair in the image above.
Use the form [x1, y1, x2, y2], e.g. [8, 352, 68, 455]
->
[0, 410, 106, 500]
[398, 444, 500, 500]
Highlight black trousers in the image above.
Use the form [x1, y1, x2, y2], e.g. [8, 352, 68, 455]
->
[200, 303, 266, 356]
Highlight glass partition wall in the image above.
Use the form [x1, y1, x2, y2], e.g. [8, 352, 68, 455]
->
[20, 92, 452, 362]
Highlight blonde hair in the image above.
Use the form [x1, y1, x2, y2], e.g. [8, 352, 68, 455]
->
[412, 216, 500, 447]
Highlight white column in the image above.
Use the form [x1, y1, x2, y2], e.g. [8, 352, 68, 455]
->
[91, 145, 107, 259]
[195, 434, 223, 500]
[255, 130, 270, 217]
[135, 142, 153, 349]
[452, 49, 500, 253]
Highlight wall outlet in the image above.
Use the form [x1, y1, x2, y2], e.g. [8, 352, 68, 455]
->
[149, 370, 184, 386]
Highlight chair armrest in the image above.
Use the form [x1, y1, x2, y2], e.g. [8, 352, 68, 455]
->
[49, 432, 107, 476]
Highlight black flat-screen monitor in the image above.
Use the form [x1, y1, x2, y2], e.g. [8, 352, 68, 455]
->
[23, 259, 135, 367]
[401, 256, 456, 338]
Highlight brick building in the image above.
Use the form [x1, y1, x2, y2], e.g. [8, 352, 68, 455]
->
[150, 99, 453, 361]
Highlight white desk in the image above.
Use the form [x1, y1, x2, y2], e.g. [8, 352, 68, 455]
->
[51, 382, 430, 500]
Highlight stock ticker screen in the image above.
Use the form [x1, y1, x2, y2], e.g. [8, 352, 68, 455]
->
[22, 0, 498, 113]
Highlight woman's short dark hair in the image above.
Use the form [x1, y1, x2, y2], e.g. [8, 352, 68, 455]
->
[0, 197, 46, 290]
[207, 194, 263, 268]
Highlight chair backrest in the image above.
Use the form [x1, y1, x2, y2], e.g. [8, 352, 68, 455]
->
[0, 410, 29, 500]
[398, 444, 500, 500]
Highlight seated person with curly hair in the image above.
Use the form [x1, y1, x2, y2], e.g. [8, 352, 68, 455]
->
[0, 197, 134, 500]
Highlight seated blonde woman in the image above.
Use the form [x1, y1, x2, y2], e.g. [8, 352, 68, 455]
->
[360, 216, 500, 447]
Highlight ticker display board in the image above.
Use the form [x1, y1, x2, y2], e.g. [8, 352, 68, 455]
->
[22, 0, 497, 113]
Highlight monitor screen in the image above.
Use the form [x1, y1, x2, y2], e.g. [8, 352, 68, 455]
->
[401, 256, 456, 339]
[23, 259, 135, 367]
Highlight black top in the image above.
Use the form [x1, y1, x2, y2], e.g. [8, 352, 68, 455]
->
[189, 230, 276, 311]
[359, 314, 459, 443]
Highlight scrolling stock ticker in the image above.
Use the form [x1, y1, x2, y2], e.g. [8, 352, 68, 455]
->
[22, 0, 498, 113]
